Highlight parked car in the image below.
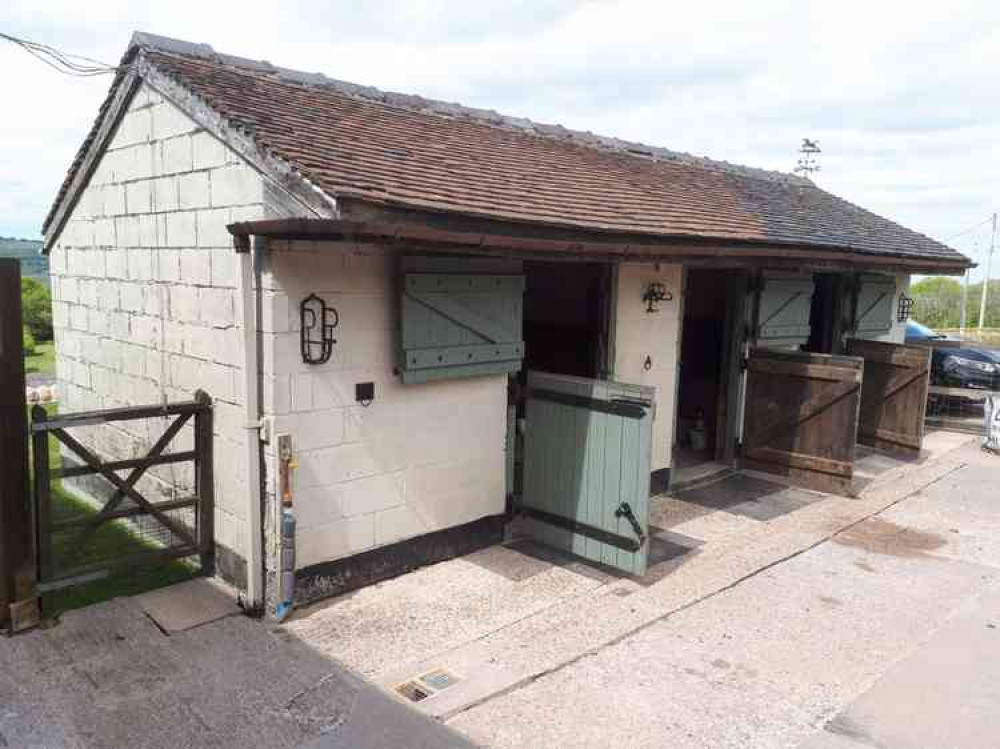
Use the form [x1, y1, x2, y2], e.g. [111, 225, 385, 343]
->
[905, 320, 1000, 414]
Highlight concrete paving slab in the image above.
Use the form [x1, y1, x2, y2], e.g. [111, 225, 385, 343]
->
[799, 581, 1000, 749]
[448, 519, 998, 748]
[135, 577, 241, 633]
[283, 543, 614, 677]
[877, 449, 1000, 569]
[283, 442, 973, 727]
[0, 595, 480, 749]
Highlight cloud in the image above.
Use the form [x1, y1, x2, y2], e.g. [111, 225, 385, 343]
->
[0, 0, 997, 281]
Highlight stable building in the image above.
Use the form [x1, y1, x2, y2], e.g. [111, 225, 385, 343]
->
[43, 33, 972, 612]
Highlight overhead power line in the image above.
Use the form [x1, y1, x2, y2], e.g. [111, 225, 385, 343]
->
[943, 215, 994, 244]
[0, 32, 117, 77]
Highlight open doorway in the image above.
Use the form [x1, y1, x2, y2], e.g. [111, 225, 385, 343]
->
[806, 273, 845, 354]
[521, 261, 610, 378]
[674, 269, 746, 481]
[508, 261, 612, 500]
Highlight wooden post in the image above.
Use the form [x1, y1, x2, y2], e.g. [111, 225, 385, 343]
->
[193, 390, 215, 577]
[31, 406, 53, 589]
[0, 259, 34, 632]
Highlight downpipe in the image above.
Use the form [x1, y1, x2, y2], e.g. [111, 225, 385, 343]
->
[237, 236, 266, 613]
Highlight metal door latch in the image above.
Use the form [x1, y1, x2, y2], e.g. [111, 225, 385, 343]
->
[615, 502, 646, 548]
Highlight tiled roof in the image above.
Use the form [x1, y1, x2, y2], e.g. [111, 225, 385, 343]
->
[45, 33, 968, 266]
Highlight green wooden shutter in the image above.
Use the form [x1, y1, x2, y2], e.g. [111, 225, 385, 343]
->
[854, 274, 896, 336]
[755, 272, 815, 348]
[399, 273, 525, 384]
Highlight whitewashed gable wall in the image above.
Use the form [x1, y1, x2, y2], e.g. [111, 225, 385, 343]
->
[47, 83, 272, 583]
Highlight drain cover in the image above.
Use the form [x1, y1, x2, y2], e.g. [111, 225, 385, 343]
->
[395, 681, 432, 702]
[419, 669, 459, 691]
[395, 669, 461, 703]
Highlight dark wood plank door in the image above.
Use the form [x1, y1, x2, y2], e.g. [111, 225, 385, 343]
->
[743, 347, 863, 495]
[847, 339, 931, 456]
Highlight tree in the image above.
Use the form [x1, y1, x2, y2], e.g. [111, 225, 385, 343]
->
[21, 277, 52, 341]
[23, 327, 36, 355]
[910, 276, 1000, 329]
[910, 277, 962, 328]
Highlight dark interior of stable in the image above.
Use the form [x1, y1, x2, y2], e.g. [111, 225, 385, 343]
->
[675, 269, 731, 465]
[521, 261, 609, 379]
[806, 273, 841, 354]
[509, 261, 611, 501]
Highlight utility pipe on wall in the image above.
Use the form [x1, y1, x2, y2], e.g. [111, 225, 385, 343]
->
[237, 234, 265, 611]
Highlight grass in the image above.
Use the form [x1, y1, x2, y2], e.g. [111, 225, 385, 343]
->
[24, 341, 55, 376]
[28, 403, 197, 618]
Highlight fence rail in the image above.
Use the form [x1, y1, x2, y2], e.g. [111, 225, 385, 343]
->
[30, 391, 214, 594]
[925, 386, 998, 435]
[913, 338, 1000, 437]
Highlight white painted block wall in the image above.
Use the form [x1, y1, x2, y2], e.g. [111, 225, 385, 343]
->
[612, 263, 684, 472]
[47, 83, 268, 574]
[259, 240, 508, 570]
[860, 273, 911, 344]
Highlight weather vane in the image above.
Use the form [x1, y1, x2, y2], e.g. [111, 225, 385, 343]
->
[794, 138, 821, 177]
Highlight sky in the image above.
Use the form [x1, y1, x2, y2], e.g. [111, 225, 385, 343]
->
[1, 0, 998, 279]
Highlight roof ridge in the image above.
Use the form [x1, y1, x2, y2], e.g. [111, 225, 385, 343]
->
[129, 31, 810, 188]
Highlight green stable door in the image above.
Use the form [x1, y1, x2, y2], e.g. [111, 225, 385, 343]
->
[520, 371, 654, 576]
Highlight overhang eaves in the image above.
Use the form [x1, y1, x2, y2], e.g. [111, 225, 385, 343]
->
[226, 215, 974, 276]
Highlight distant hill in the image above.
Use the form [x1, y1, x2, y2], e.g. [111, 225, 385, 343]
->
[0, 237, 48, 282]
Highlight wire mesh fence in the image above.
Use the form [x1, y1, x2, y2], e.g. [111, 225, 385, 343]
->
[920, 335, 1000, 439]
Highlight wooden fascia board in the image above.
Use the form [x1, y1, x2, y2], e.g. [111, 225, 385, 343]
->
[226, 217, 971, 275]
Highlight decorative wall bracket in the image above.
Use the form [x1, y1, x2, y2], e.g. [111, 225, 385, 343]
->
[642, 282, 673, 313]
[300, 293, 339, 365]
[897, 293, 914, 323]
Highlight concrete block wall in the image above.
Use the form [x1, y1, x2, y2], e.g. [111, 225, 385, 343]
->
[612, 263, 683, 472]
[859, 273, 910, 345]
[259, 240, 507, 571]
[47, 83, 270, 582]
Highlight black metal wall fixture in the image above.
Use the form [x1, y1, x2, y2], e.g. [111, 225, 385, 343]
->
[300, 293, 339, 365]
[642, 282, 673, 313]
[897, 293, 914, 323]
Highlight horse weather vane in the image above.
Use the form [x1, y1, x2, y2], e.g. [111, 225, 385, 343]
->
[794, 138, 821, 177]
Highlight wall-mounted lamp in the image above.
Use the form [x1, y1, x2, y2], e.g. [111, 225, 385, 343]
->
[300, 293, 339, 365]
[642, 282, 673, 313]
[897, 293, 914, 323]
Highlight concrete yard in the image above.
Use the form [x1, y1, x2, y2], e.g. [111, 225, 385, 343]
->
[0, 580, 474, 749]
[286, 431, 1000, 748]
[2, 430, 996, 748]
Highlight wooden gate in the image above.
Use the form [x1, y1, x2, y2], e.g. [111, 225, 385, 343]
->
[0, 259, 32, 632]
[519, 371, 654, 576]
[30, 393, 215, 594]
[847, 339, 931, 455]
[743, 348, 863, 495]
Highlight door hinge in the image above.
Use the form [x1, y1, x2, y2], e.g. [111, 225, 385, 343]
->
[615, 502, 646, 548]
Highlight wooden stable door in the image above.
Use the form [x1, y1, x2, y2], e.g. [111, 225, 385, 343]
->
[520, 371, 654, 576]
[847, 339, 931, 456]
[743, 348, 863, 495]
